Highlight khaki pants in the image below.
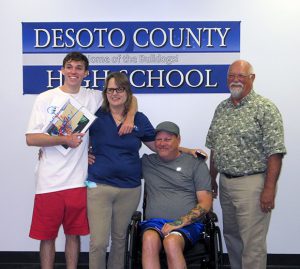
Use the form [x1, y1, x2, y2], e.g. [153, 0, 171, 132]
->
[88, 184, 141, 269]
[220, 173, 271, 269]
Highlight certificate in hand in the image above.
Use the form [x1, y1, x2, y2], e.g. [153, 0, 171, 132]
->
[44, 97, 96, 155]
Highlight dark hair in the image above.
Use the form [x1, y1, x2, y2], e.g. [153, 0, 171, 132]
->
[62, 52, 89, 70]
[102, 72, 133, 115]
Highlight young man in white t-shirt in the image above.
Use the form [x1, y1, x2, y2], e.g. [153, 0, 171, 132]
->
[26, 52, 136, 269]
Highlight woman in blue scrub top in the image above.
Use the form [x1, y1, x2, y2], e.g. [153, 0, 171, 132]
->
[87, 72, 156, 269]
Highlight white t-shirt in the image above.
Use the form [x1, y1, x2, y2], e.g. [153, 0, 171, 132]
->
[26, 87, 102, 194]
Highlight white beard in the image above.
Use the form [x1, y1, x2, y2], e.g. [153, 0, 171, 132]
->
[229, 82, 244, 99]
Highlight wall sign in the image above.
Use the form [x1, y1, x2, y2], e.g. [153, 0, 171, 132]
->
[22, 21, 240, 94]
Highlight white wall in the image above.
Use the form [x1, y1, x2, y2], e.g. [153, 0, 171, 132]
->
[0, 0, 299, 253]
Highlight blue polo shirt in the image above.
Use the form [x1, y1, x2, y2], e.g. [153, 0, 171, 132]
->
[87, 108, 155, 188]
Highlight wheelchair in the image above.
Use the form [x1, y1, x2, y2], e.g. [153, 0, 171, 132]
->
[124, 207, 223, 269]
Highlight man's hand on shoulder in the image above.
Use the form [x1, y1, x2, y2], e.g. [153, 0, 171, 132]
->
[118, 116, 134, 136]
[179, 147, 208, 159]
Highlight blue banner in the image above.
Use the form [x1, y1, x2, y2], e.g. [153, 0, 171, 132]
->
[22, 21, 240, 94]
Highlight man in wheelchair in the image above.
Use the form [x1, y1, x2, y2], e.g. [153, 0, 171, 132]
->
[140, 121, 213, 269]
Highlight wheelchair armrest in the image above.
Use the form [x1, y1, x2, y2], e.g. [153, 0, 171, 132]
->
[131, 211, 142, 222]
[205, 211, 218, 223]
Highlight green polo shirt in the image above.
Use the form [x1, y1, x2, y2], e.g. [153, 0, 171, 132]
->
[206, 90, 286, 175]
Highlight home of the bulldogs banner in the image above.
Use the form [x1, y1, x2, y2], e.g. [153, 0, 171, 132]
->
[22, 21, 240, 94]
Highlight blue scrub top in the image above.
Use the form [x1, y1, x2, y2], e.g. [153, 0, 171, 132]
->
[87, 108, 155, 188]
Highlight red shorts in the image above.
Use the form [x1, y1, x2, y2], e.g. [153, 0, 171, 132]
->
[29, 187, 89, 240]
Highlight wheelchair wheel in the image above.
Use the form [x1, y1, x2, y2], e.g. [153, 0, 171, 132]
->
[125, 219, 141, 269]
[125, 223, 134, 269]
[216, 227, 223, 268]
[213, 226, 223, 269]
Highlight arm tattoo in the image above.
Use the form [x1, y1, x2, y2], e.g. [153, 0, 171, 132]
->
[180, 204, 207, 225]
[169, 191, 211, 226]
[169, 219, 183, 226]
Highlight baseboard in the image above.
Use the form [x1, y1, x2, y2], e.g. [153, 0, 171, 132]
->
[0, 252, 299, 267]
[0, 251, 88, 265]
[267, 254, 300, 266]
[221, 253, 300, 267]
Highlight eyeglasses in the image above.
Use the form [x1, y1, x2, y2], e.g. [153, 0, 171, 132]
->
[106, 87, 125, 94]
[228, 73, 253, 81]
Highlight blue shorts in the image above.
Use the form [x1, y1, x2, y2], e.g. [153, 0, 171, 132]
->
[140, 218, 204, 245]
